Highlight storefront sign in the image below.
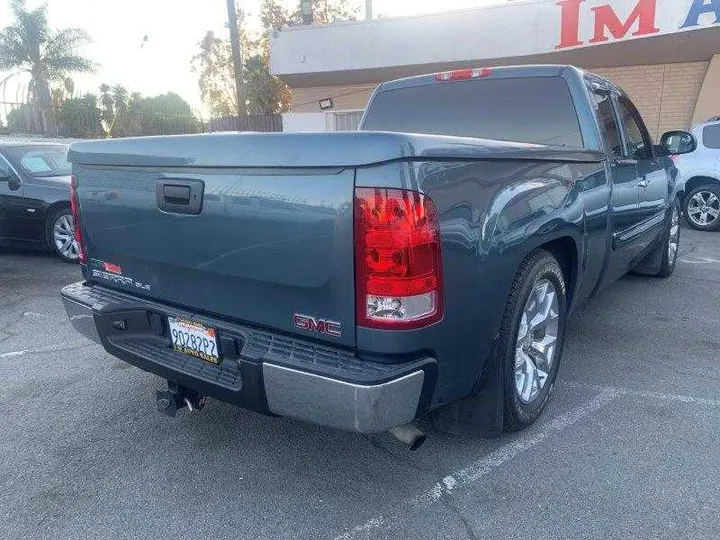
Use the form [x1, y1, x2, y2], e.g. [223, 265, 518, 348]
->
[556, 0, 720, 49]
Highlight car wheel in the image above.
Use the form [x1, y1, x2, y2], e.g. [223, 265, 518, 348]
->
[684, 185, 720, 231]
[656, 199, 681, 278]
[502, 249, 567, 432]
[47, 207, 79, 263]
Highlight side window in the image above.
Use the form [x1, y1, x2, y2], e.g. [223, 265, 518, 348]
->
[0, 156, 10, 175]
[703, 124, 720, 149]
[616, 96, 651, 160]
[592, 92, 623, 158]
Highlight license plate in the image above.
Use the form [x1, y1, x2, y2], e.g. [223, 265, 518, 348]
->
[168, 317, 220, 364]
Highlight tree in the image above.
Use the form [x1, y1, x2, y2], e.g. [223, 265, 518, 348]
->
[195, 1, 361, 118]
[56, 93, 103, 138]
[244, 54, 292, 115]
[192, 31, 238, 117]
[261, 0, 359, 28]
[0, 0, 94, 134]
[297, 0, 360, 24]
[134, 92, 200, 136]
[98, 84, 199, 137]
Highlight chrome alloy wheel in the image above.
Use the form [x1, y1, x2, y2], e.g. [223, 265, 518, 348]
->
[514, 279, 559, 404]
[687, 190, 720, 227]
[53, 214, 79, 261]
[668, 205, 680, 262]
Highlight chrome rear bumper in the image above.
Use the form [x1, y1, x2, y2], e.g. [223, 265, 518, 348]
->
[61, 282, 430, 433]
[263, 364, 424, 432]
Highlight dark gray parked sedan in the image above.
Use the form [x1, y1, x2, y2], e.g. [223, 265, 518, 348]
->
[0, 143, 78, 262]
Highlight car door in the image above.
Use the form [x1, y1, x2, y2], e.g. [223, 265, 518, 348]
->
[591, 88, 644, 282]
[615, 95, 667, 246]
[0, 153, 40, 244]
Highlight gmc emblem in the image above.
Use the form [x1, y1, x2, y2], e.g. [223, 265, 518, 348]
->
[293, 314, 342, 338]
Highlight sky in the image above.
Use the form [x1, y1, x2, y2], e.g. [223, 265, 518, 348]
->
[0, 0, 503, 114]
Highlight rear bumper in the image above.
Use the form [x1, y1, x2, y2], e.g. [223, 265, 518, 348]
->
[61, 282, 435, 433]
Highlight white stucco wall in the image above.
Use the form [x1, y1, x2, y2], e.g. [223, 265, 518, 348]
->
[271, 0, 720, 78]
[281, 112, 328, 132]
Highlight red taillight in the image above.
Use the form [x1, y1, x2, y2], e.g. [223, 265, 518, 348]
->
[354, 187, 443, 329]
[434, 67, 492, 82]
[70, 175, 87, 264]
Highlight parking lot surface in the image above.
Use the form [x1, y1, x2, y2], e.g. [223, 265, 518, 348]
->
[1, 225, 719, 540]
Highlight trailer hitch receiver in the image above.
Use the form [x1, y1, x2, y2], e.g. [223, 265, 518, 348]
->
[156, 382, 207, 417]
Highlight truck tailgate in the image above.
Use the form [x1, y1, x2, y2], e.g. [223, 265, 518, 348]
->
[74, 163, 356, 347]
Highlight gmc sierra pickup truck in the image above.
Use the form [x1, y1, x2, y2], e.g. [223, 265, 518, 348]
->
[61, 66, 696, 446]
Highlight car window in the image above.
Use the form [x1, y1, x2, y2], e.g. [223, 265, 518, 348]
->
[703, 124, 720, 149]
[592, 92, 623, 158]
[616, 96, 651, 160]
[0, 156, 10, 175]
[362, 77, 584, 148]
[2, 145, 70, 177]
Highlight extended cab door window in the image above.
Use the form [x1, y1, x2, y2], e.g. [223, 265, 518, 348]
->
[615, 96, 652, 161]
[616, 95, 667, 221]
[593, 92, 623, 158]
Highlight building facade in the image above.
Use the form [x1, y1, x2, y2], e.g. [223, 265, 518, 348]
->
[271, 0, 720, 137]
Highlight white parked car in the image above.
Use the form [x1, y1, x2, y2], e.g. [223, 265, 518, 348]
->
[674, 119, 720, 231]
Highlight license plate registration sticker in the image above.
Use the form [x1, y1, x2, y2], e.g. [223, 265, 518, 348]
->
[168, 317, 220, 364]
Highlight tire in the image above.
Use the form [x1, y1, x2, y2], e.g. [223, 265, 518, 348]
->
[46, 207, 79, 263]
[501, 249, 567, 432]
[684, 184, 720, 231]
[656, 199, 681, 278]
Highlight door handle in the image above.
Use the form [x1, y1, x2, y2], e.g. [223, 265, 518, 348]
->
[637, 179, 649, 189]
[156, 178, 204, 215]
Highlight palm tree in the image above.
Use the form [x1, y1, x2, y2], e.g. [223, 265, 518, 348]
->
[0, 0, 94, 134]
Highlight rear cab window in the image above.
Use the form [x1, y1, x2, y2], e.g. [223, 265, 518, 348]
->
[361, 76, 584, 148]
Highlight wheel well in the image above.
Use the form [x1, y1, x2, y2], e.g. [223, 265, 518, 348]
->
[682, 176, 720, 202]
[44, 201, 71, 242]
[46, 200, 70, 220]
[538, 237, 578, 307]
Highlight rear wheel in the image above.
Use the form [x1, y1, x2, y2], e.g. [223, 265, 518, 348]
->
[46, 207, 79, 263]
[501, 250, 567, 431]
[656, 199, 681, 278]
[684, 185, 720, 231]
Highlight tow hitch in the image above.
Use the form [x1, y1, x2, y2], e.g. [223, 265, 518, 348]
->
[156, 382, 207, 417]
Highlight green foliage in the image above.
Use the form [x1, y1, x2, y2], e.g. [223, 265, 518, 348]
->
[97, 85, 199, 138]
[6, 104, 33, 132]
[133, 92, 200, 136]
[244, 54, 292, 115]
[193, 0, 359, 117]
[261, 0, 359, 28]
[192, 31, 238, 117]
[55, 93, 103, 138]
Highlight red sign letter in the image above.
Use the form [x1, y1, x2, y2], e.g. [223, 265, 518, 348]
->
[556, 0, 585, 49]
[590, 0, 660, 43]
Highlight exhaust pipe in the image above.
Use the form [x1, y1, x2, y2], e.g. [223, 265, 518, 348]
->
[389, 424, 426, 451]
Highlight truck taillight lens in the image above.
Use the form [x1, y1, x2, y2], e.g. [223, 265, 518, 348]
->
[70, 176, 87, 264]
[354, 187, 443, 329]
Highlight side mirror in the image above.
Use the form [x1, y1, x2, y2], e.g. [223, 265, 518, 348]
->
[0, 170, 21, 190]
[658, 130, 697, 156]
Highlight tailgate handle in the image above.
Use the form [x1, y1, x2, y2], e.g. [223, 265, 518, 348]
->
[156, 179, 204, 215]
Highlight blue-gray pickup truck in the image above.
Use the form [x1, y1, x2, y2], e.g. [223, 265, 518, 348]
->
[61, 66, 697, 447]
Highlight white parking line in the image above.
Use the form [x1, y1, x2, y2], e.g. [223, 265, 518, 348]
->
[0, 342, 95, 359]
[566, 381, 720, 407]
[333, 388, 620, 540]
[679, 256, 720, 265]
[0, 350, 29, 359]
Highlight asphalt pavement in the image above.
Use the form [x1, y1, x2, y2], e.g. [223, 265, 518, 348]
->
[1, 224, 719, 540]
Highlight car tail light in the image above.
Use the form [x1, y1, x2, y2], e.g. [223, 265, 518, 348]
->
[70, 176, 87, 264]
[434, 67, 492, 81]
[354, 187, 443, 329]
